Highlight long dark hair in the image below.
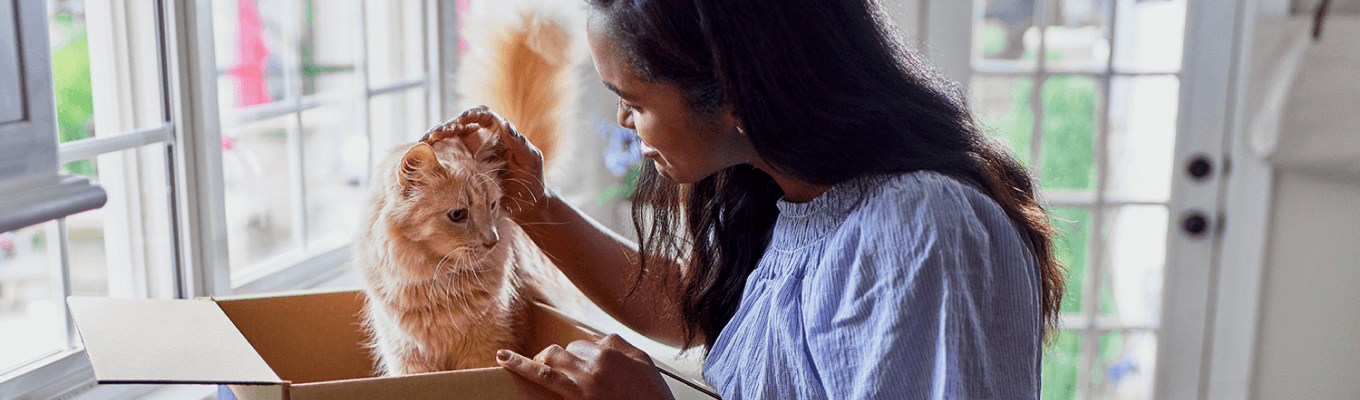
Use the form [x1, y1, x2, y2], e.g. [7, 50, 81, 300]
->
[588, 0, 1064, 350]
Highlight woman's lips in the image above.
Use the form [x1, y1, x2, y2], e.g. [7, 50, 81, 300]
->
[638, 140, 658, 157]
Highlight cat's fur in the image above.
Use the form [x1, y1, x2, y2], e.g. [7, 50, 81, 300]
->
[355, 3, 581, 376]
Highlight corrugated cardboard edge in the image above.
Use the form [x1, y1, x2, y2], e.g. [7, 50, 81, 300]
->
[227, 383, 289, 400]
[287, 367, 558, 400]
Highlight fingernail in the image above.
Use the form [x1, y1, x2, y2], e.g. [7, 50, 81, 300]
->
[496, 349, 511, 363]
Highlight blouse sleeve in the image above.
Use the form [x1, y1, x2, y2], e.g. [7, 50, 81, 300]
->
[801, 178, 1042, 399]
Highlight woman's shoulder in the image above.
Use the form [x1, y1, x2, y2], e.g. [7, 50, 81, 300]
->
[832, 170, 1029, 266]
[848, 170, 1003, 229]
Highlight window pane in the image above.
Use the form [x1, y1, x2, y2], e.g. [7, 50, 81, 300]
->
[82, 144, 177, 298]
[302, 103, 367, 249]
[1108, 75, 1178, 202]
[1091, 330, 1157, 399]
[977, 0, 1038, 70]
[1042, 330, 1081, 400]
[223, 114, 299, 270]
[971, 75, 1033, 166]
[66, 208, 107, 297]
[1111, 0, 1186, 73]
[369, 88, 430, 154]
[1041, 75, 1098, 191]
[49, 0, 97, 177]
[1044, 0, 1113, 71]
[213, 0, 290, 108]
[366, 0, 426, 88]
[300, 0, 359, 96]
[0, 221, 64, 374]
[1051, 207, 1091, 315]
[1102, 205, 1167, 328]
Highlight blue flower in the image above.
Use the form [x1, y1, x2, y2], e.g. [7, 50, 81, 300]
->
[597, 121, 642, 176]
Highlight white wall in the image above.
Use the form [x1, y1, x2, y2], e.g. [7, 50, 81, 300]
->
[1254, 171, 1360, 399]
[1239, 1, 1360, 397]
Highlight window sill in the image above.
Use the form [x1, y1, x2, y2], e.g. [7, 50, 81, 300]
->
[230, 244, 352, 295]
[0, 350, 94, 399]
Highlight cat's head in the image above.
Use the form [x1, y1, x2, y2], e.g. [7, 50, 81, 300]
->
[382, 137, 505, 282]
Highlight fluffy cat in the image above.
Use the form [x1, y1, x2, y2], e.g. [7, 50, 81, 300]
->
[355, 3, 581, 376]
[357, 139, 539, 374]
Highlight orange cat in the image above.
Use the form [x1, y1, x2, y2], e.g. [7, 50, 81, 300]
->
[355, 3, 580, 376]
[357, 138, 540, 374]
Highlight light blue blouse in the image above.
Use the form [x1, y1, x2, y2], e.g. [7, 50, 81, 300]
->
[703, 171, 1042, 399]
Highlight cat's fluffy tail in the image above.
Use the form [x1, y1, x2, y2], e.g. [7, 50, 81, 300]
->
[455, 0, 584, 165]
[457, 1, 589, 316]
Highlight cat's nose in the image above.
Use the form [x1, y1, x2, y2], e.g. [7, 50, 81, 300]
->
[482, 228, 500, 248]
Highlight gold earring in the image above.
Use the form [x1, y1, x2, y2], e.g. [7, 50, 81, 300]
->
[736, 126, 746, 136]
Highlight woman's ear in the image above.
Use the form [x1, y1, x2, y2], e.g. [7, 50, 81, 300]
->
[400, 143, 444, 190]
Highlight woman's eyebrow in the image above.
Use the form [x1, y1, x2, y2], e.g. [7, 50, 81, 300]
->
[603, 81, 637, 100]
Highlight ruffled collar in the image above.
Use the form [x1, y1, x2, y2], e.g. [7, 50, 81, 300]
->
[769, 175, 880, 250]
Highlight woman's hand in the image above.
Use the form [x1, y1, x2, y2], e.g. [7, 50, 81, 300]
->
[423, 106, 547, 220]
[496, 334, 676, 400]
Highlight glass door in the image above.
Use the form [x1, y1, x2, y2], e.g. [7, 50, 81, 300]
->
[968, 0, 1189, 398]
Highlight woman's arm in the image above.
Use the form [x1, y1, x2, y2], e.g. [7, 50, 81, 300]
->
[427, 106, 690, 347]
[515, 192, 690, 347]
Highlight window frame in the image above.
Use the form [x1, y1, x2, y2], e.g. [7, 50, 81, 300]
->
[1, 0, 181, 397]
[0, 1, 458, 398]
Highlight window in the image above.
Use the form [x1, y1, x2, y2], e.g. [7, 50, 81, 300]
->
[968, 0, 1188, 398]
[212, 0, 439, 292]
[0, 1, 452, 398]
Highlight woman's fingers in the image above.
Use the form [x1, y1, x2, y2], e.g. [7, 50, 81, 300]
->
[426, 105, 548, 219]
[497, 349, 584, 399]
[421, 123, 481, 145]
[598, 334, 654, 365]
[499, 338, 675, 400]
[534, 344, 584, 370]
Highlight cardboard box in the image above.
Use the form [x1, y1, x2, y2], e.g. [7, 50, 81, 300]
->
[67, 289, 718, 400]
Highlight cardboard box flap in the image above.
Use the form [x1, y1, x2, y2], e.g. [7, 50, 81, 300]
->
[210, 289, 376, 384]
[67, 297, 283, 385]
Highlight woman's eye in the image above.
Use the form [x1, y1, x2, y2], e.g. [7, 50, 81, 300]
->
[447, 209, 468, 223]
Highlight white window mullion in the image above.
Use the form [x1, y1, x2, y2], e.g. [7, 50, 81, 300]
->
[358, 0, 374, 185]
[162, 0, 232, 298]
[427, 0, 449, 123]
[86, 0, 176, 300]
[49, 218, 75, 348]
[280, 0, 309, 252]
[57, 125, 173, 164]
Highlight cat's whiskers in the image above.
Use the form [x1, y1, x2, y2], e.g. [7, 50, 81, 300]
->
[433, 250, 457, 277]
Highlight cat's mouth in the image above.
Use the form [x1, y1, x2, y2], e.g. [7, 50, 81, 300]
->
[430, 247, 497, 276]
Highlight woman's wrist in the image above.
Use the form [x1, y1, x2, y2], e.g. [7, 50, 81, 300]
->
[511, 185, 561, 226]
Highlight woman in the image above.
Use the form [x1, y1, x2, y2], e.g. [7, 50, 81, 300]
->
[432, 0, 1063, 398]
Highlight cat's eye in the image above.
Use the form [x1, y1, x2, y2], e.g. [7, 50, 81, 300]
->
[447, 209, 468, 223]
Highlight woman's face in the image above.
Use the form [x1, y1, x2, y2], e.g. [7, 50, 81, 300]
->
[587, 19, 755, 184]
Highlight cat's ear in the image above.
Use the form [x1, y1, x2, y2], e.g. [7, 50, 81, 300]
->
[400, 143, 444, 190]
